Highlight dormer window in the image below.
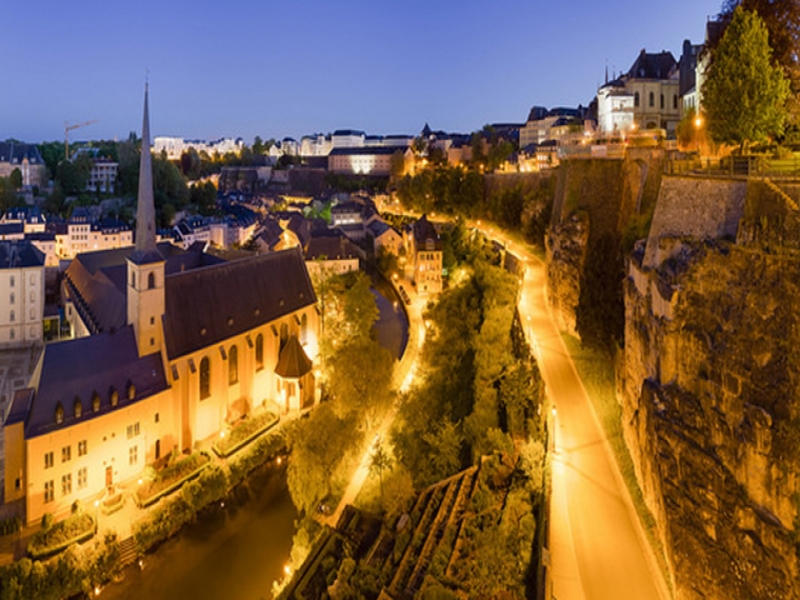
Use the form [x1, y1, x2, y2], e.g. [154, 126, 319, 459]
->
[127, 381, 136, 401]
[73, 397, 82, 419]
[110, 387, 119, 407]
[55, 402, 64, 425]
[92, 391, 101, 413]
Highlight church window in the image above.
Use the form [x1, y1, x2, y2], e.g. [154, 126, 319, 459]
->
[55, 402, 64, 425]
[649, 92, 654, 107]
[73, 396, 82, 419]
[200, 357, 211, 399]
[148, 272, 155, 289]
[229, 345, 239, 385]
[300, 314, 308, 345]
[255, 334, 264, 371]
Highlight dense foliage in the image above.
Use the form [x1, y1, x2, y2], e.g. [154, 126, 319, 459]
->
[703, 7, 791, 149]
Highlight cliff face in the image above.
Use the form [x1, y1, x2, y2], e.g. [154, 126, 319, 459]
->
[546, 150, 663, 342]
[622, 178, 800, 599]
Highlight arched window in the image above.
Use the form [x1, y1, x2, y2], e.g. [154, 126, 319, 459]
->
[92, 391, 101, 413]
[229, 345, 238, 385]
[148, 272, 156, 289]
[73, 396, 82, 419]
[255, 334, 264, 371]
[127, 381, 136, 401]
[649, 92, 654, 107]
[109, 386, 119, 407]
[55, 402, 64, 425]
[200, 357, 210, 400]
[634, 92, 639, 107]
[300, 314, 308, 345]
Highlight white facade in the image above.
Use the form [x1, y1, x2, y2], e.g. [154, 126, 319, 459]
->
[153, 137, 244, 160]
[597, 85, 635, 133]
[87, 160, 118, 193]
[0, 255, 44, 347]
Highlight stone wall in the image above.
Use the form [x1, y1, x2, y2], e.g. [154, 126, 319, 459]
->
[623, 235, 800, 598]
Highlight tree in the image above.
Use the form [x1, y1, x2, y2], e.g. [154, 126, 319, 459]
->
[9, 168, 22, 190]
[718, 0, 800, 123]
[369, 443, 392, 505]
[703, 7, 791, 150]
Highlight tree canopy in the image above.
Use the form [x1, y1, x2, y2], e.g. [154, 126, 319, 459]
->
[703, 6, 791, 148]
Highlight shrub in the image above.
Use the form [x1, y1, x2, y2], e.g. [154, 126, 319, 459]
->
[27, 513, 95, 560]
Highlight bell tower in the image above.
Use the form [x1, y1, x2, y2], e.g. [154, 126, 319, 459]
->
[127, 83, 165, 357]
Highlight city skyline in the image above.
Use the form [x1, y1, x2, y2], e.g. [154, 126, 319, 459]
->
[4, 0, 722, 143]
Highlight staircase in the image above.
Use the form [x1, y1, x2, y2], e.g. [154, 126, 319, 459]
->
[117, 536, 138, 568]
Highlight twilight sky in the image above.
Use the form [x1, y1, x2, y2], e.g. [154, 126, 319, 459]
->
[3, 0, 723, 144]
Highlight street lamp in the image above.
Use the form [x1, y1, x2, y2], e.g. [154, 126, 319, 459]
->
[694, 115, 703, 155]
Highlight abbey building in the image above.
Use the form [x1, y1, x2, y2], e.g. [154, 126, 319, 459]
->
[3, 88, 319, 524]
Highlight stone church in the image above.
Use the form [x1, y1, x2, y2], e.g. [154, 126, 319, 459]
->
[4, 87, 319, 524]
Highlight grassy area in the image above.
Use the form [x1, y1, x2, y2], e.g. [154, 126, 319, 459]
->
[560, 334, 672, 594]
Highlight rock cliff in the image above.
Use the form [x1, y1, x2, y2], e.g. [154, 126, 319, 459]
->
[622, 177, 800, 599]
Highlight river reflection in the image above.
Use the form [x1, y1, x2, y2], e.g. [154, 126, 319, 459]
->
[103, 463, 297, 600]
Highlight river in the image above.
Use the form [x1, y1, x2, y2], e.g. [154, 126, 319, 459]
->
[103, 463, 296, 600]
[102, 287, 406, 600]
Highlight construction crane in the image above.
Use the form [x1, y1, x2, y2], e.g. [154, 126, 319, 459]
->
[64, 120, 98, 160]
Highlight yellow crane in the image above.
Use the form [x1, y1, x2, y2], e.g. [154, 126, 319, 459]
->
[64, 120, 98, 160]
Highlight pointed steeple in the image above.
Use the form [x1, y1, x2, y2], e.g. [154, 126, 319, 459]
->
[131, 83, 162, 264]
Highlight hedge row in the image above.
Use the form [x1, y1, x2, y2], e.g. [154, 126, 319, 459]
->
[134, 451, 210, 508]
[212, 411, 280, 458]
[27, 513, 96, 561]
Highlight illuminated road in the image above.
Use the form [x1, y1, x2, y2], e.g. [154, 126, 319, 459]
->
[488, 225, 667, 600]
[375, 205, 668, 598]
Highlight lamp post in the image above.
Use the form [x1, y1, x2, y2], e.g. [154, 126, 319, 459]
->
[694, 115, 703, 156]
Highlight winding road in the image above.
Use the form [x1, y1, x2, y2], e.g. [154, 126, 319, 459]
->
[503, 228, 669, 600]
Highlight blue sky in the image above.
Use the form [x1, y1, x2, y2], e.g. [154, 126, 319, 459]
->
[2, 0, 723, 143]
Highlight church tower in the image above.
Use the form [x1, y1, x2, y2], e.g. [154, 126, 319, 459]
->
[127, 84, 165, 357]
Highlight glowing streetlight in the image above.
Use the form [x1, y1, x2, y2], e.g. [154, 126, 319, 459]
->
[694, 115, 703, 154]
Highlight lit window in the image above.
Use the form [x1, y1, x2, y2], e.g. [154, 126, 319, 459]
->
[61, 474, 72, 496]
[229, 345, 238, 385]
[44, 480, 54, 503]
[200, 357, 210, 400]
[73, 397, 82, 419]
[255, 334, 264, 371]
[62, 446, 71, 463]
[78, 440, 87, 457]
[55, 403, 64, 425]
[44, 452, 54, 469]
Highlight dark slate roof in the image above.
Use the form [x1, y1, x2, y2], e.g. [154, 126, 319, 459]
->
[304, 235, 360, 261]
[0, 223, 24, 236]
[412, 215, 441, 249]
[527, 106, 549, 122]
[25, 326, 168, 438]
[0, 143, 44, 165]
[163, 247, 316, 359]
[256, 218, 285, 250]
[275, 336, 312, 379]
[5, 206, 44, 224]
[328, 146, 400, 156]
[367, 220, 393, 238]
[6, 389, 34, 426]
[0, 240, 44, 269]
[286, 214, 312, 248]
[626, 50, 677, 81]
[24, 232, 56, 242]
[63, 242, 225, 334]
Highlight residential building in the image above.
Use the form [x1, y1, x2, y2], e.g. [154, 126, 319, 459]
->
[153, 137, 244, 160]
[304, 234, 361, 280]
[0, 241, 45, 347]
[56, 209, 132, 260]
[6, 87, 319, 524]
[367, 220, 403, 257]
[404, 215, 442, 296]
[2, 207, 46, 233]
[328, 147, 411, 177]
[0, 143, 47, 189]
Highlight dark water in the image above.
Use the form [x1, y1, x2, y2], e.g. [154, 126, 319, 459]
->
[371, 288, 409, 360]
[103, 464, 297, 600]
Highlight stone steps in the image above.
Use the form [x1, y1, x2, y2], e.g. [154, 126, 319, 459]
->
[117, 536, 137, 568]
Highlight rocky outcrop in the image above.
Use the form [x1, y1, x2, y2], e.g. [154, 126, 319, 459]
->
[545, 211, 588, 336]
[622, 177, 800, 599]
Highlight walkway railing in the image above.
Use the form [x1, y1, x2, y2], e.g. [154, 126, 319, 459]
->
[666, 154, 800, 179]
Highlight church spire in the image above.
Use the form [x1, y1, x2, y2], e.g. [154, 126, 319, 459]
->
[132, 83, 162, 264]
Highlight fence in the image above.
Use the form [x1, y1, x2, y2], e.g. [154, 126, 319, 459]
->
[666, 154, 800, 179]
